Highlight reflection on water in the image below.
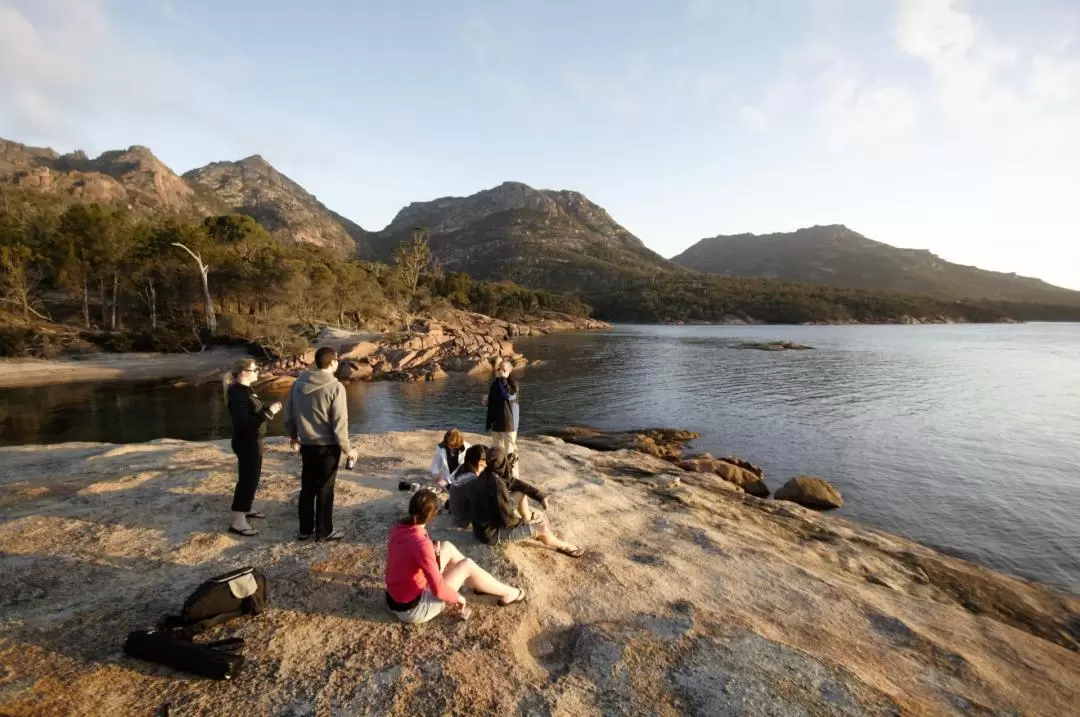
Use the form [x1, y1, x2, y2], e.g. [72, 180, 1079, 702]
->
[2, 323, 1079, 592]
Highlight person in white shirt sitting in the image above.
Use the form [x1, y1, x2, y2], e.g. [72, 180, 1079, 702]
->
[429, 428, 471, 489]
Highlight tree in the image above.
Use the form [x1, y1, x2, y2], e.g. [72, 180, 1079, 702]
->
[172, 241, 216, 331]
[0, 243, 49, 320]
[393, 227, 432, 303]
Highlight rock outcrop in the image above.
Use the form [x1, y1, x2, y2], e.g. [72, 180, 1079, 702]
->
[739, 341, 814, 351]
[0, 432, 1075, 716]
[0, 139, 226, 216]
[775, 475, 845, 509]
[183, 156, 369, 255]
[679, 454, 771, 497]
[254, 312, 610, 388]
[546, 426, 701, 461]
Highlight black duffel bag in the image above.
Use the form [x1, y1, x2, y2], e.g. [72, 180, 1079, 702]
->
[123, 630, 244, 680]
[161, 566, 269, 637]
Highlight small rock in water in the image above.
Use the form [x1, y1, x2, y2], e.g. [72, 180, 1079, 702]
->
[774, 476, 843, 509]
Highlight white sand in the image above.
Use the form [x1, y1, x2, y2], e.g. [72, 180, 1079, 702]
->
[0, 349, 249, 389]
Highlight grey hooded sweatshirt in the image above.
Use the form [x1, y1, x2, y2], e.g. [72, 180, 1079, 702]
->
[283, 370, 353, 453]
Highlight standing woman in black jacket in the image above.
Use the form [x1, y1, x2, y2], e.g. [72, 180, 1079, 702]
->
[483, 359, 521, 476]
[224, 359, 282, 536]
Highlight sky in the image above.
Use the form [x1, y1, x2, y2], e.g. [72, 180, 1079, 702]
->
[1, 0, 1079, 288]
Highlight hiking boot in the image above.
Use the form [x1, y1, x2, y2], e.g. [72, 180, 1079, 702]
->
[297, 532, 312, 541]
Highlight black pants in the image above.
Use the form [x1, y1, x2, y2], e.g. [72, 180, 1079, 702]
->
[231, 437, 263, 513]
[299, 444, 341, 538]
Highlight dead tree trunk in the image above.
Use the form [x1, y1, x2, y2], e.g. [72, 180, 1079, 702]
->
[110, 271, 119, 330]
[81, 277, 90, 329]
[171, 242, 216, 332]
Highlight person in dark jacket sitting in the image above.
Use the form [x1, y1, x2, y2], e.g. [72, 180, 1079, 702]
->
[223, 359, 281, 537]
[459, 447, 585, 557]
[482, 360, 520, 477]
[447, 444, 487, 527]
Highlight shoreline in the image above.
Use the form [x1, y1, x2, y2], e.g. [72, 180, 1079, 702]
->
[0, 348, 250, 390]
[0, 431, 1075, 715]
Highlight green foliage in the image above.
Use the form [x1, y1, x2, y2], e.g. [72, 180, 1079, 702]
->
[580, 273, 1047, 324]
[424, 272, 591, 319]
[215, 313, 309, 359]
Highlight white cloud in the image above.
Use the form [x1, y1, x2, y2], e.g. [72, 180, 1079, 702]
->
[0, 0, 207, 150]
[894, 0, 1080, 156]
[820, 75, 921, 148]
[729, 41, 921, 150]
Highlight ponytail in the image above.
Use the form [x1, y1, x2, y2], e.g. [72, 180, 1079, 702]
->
[399, 489, 441, 526]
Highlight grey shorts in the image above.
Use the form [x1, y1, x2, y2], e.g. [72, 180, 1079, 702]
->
[389, 590, 445, 624]
[494, 521, 538, 545]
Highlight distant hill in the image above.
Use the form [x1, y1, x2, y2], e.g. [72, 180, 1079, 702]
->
[184, 156, 370, 255]
[671, 225, 1080, 306]
[0, 138, 228, 217]
[368, 181, 678, 292]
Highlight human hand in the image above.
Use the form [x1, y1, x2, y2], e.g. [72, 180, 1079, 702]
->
[348, 449, 359, 463]
[269, 401, 282, 416]
[481, 396, 489, 407]
[290, 438, 300, 453]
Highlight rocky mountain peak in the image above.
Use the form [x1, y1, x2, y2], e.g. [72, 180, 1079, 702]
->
[0, 137, 198, 211]
[184, 155, 366, 255]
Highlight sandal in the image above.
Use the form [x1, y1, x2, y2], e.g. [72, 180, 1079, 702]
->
[228, 526, 259, 537]
[499, 587, 527, 606]
[556, 546, 585, 559]
[246, 511, 266, 519]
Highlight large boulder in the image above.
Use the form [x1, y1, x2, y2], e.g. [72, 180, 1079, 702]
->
[336, 360, 373, 382]
[548, 427, 701, 461]
[253, 374, 296, 391]
[774, 476, 843, 510]
[677, 456, 770, 497]
[711, 461, 770, 497]
[339, 341, 379, 361]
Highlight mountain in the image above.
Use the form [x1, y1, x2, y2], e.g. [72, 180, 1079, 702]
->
[671, 224, 1080, 306]
[0, 138, 367, 255]
[0, 138, 228, 216]
[184, 156, 369, 255]
[369, 181, 677, 292]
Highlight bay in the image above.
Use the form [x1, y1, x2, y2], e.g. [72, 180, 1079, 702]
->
[1, 323, 1078, 592]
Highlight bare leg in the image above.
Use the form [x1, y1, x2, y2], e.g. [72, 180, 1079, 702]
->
[515, 493, 535, 522]
[531, 517, 581, 553]
[437, 541, 519, 601]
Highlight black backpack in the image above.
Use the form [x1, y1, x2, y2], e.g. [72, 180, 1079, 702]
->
[161, 566, 269, 637]
[123, 567, 268, 680]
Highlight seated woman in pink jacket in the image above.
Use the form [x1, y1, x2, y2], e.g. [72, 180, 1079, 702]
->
[384, 489, 526, 624]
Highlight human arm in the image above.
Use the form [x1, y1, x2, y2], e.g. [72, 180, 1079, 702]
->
[494, 474, 523, 527]
[330, 383, 354, 456]
[507, 477, 546, 504]
[416, 535, 463, 605]
[283, 387, 297, 440]
[430, 447, 449, 483]
[230, 387, 272, 431]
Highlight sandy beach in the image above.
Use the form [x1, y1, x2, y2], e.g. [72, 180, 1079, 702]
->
[0, 349, 250, 389]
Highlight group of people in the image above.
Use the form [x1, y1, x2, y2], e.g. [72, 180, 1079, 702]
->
[223, 347, 585, 624]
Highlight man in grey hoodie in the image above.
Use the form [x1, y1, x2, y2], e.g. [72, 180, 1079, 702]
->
[284, 347, 358, 541]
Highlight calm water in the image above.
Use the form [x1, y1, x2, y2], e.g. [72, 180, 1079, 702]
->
[2, 324, 1079, 592]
